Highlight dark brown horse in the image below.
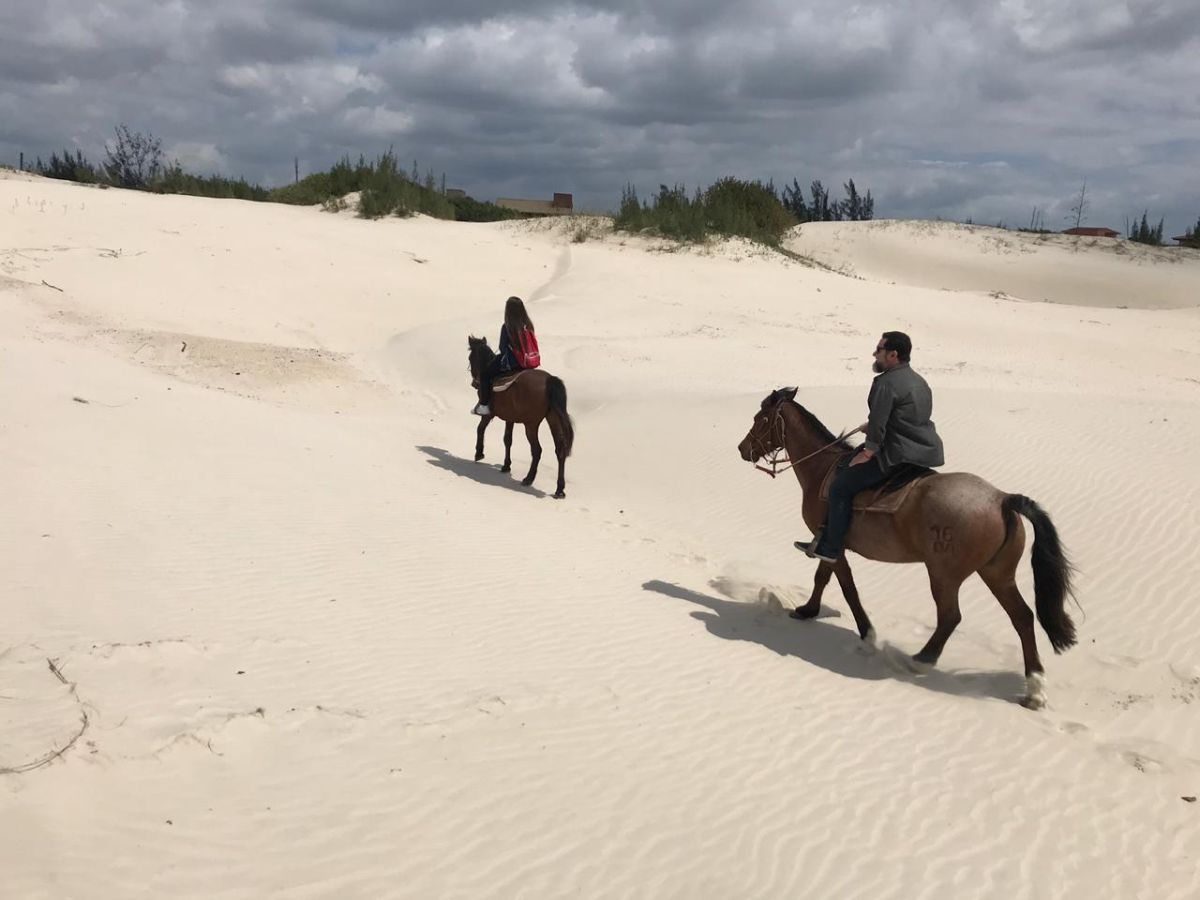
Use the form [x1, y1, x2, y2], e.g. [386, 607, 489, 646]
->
[737, 388, 1077, 709]
[468, 336, 574, 498]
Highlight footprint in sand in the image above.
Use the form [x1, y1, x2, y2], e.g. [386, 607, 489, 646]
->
[1120, 749, 1167, 775]
[1093, 652, 1145, 669]
[1092, 739, 1177, 776]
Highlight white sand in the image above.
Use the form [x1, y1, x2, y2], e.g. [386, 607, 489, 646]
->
[3, 173, 1199, 898]
[787, 218, 1200, 309]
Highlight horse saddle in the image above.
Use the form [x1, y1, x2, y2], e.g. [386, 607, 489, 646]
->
[819, 456, 936, 514]
[492, 370, 530, 393]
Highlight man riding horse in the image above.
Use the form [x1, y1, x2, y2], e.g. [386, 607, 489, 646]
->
[796, 331, 944, 563]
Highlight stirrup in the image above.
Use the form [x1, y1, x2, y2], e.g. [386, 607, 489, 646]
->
[793, 533, 837, 563]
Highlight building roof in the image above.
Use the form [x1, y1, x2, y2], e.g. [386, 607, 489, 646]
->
[1063, 227, 1119, 237]
[497, 198, 571, 216]
[496, 193, 573, 216]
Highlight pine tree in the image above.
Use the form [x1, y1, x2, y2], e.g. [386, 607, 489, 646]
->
[810, 180, 832, 221]
[102, 125, 163, 189]
[780, 178, 809, 222]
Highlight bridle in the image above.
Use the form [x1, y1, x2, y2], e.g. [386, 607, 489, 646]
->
[468, 344, 490, 389]
[751, 402, 864, 478]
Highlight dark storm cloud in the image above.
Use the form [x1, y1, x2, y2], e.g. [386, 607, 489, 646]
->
[1, 0, 1197, 232]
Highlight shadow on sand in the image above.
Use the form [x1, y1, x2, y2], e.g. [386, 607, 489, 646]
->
[416, 445, 547, 498]
[642, 579, 1027, 705]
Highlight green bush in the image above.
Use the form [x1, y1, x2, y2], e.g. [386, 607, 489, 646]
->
[614, 177, 795, 245]
[358, 151, 408, 217]
[449, 195, 522, 222]
[36, 149, 100, 184]
[27, 129, 485, 226]
[355, 152, 456, 219]
[266, 155, 373, 205]
[615, 184, 643, 231]
[703, 177, 795, 244]
[155, 164, 268, 200]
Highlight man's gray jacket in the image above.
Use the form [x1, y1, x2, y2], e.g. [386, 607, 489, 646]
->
[863, 363, 944, 471]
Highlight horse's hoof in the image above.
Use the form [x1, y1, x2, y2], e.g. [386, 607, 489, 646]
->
[860, 627, 877, 648]
[500, 465, 511, 473]
[789, 604, 820, 620]
[553, 491, 565, 499]
[912, 651, 938, 667]
[474, 454, 484, 462]
[521, 478, 534, 487]
[1020, 673, 1047, 710]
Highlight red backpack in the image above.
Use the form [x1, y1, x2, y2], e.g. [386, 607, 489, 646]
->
[513, 328, 541, 369]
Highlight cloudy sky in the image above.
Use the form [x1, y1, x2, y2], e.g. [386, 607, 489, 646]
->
[3, 1, 1198, 234]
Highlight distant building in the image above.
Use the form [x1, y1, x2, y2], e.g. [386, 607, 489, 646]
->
[496, 192, 573, 216]
[1171, 234, 1199, 248]
[1062, 227, 1119, 238]
[445, 188, 467, 199]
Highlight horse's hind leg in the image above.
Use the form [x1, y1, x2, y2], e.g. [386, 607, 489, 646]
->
[979, 561, 1046, 709]
[914, 570, 964, 666]
[790, 560, 834, 620]
[474, 415, 493, 461]
[547, 411, 567, 498]
[834, 557, 874, 644]
[501, 421, 514, 473]
[521, 421, 542, 486]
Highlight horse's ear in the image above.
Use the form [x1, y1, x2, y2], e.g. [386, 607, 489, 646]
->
[762, 386, 798, 409]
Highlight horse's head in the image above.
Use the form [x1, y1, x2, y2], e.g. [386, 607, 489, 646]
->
[738, 387, 797, 462]
[467, 335, 495, 388]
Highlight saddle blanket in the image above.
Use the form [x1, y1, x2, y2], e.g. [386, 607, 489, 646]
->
[492, 370, 530, 393]
[818, 461, 936, 514]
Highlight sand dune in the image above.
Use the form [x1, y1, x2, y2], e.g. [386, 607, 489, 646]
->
[3, 171, 1198, 898]
[787, 219, 1200, 309]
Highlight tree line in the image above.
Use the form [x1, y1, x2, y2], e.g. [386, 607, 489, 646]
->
[615, 176, 875, 245]
[19, 125, 516, 220]
[23, 127, 878, 244]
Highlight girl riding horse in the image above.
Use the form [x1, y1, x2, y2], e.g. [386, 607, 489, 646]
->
[473, 296, 538, 416]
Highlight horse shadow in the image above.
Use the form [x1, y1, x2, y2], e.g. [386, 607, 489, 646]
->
[416, 445, 547, 498]
[642, 579, 1027, 705]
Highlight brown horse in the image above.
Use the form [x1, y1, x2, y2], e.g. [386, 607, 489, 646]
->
[737, 388, 1076, 709]
[468, 336, 575, 498]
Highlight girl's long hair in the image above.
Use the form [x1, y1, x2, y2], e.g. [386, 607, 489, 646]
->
[504, 296, 534, 335]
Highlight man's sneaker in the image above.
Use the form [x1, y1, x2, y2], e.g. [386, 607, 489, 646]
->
[793, 539, 838, 563]
[472, 403, 491, 416]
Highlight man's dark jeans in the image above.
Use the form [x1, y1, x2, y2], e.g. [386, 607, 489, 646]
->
[816, 457, 889, 557]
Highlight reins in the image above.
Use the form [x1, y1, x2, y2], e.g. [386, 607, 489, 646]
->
[753, 407, 865, 478]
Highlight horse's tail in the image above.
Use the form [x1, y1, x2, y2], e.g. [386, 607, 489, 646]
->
[547, 375, 574, 457]
[1002, 494, 1077, 653]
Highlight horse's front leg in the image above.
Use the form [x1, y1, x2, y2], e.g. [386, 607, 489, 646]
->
[501, 421, 514, 473]
[474, 415, 493, 461]
[833, 557, 875, 644]
[790, 560, 834, 619]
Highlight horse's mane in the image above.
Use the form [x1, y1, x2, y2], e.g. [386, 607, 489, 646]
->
[790, 401, 855, 452]
[762, 388, 855, 453]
